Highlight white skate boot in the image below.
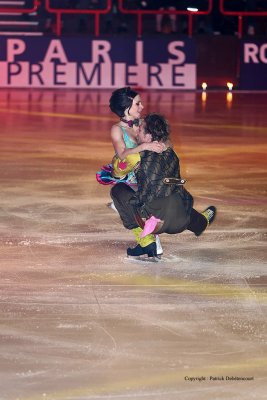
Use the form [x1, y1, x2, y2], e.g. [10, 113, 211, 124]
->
[155, 235, 163, 256]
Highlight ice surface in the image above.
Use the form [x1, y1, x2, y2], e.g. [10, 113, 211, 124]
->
[0, 90, 266, 400]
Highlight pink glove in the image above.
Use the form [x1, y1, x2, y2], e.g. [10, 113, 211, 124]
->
[141, 216, 163, 238]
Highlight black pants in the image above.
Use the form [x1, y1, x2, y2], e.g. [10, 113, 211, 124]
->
[111, 183, 207, 236]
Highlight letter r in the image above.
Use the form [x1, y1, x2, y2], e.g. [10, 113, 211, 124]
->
[244, 43, 259, 63]
[92, 41, 111, 63]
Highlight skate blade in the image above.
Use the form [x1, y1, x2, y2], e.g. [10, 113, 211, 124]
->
[107, 202, 119, 214]
[126, 255, 161, 263]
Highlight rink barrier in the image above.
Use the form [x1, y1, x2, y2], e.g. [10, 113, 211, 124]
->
[117, 0, 213, 37]
[219, 0, 267, 38]
[44, 0, 112, 36]
[0, 1, 266, 38]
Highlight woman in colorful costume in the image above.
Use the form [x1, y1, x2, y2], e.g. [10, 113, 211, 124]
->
[96, 86, 164, 186]
[96, 87, 165, 254]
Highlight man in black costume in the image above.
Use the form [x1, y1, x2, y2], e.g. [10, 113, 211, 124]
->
[111, 113, 216, 258]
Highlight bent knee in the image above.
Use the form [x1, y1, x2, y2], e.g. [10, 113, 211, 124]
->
[111, 183, 123, 197]
[110, 183, 134, 202]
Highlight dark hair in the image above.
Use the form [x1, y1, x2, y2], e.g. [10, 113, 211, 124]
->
[109, 87, 139, 118]
[144, 113, 170, 142]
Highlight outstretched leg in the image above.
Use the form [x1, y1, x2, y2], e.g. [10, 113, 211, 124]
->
[187, 206, 217, 236]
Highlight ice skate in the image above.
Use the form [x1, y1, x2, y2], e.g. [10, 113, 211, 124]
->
[155, 235, 163, 256]
[202, 206, 217, 226]
[195, 206, 217, 237]
[107, 201, 119, 214]
[127, 242, 160, 262]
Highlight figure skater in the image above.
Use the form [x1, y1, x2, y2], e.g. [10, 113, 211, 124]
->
[96, 87, 165, 255]
[111, 113, 217, 259]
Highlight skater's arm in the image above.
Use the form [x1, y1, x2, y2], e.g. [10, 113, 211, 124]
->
[111, 125, 164, 161]
[129, 149, 179, 207]
[129, 152, 161, 206]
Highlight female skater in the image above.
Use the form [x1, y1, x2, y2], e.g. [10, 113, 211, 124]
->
[96, 87, 165, 254]
[97, 87, 164, 185]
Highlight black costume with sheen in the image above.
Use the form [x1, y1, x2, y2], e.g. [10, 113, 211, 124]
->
[111, 148, 208, 236]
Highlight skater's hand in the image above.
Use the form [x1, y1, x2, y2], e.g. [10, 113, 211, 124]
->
[143, 141, 165, 153]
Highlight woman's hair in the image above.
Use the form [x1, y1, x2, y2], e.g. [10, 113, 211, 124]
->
[144, 113, 170, 142]
[109, 87, 139, 118]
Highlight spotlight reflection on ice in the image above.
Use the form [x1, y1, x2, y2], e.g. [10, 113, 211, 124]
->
[226, 92, 233, 108]
[202, 91, 207, 103]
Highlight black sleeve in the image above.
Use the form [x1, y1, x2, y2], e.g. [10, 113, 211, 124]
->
[129, 149, 181, 207]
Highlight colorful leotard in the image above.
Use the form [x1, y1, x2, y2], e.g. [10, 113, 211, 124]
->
[122, 127, 136, 149]
[96, 126, 138, 186]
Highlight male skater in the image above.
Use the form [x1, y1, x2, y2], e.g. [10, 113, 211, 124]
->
[111, 113, 216, 258]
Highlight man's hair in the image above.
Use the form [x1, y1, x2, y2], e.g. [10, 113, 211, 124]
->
[109, 87, 139, 118]
[144, 113, 170, 142]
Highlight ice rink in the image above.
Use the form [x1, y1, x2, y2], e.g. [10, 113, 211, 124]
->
[0, 89, 266, 400]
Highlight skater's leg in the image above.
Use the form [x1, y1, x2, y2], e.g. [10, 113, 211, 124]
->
[187, 206, 216, 236]
[110, 183, 138, 229]
[110, 183, 163, 256]
[187, 208, 207, 235]
[127, 227, 157, 258]
[147, 193, 189, 235]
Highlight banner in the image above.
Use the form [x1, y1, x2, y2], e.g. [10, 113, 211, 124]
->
[240, 40, 267, 90]
[0, 37, 196, 89]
